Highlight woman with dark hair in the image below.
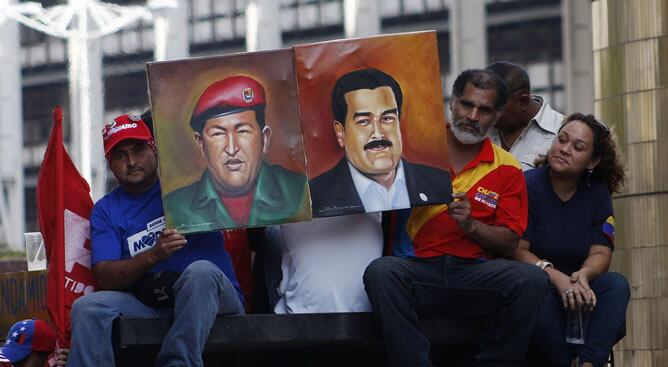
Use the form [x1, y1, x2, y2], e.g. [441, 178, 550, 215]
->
[513, 113, 630, 367]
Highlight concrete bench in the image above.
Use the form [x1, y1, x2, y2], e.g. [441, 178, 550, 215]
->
[112, 312, 491, 366]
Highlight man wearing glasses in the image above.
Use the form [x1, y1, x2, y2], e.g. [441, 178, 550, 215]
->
[486, 61, 564, 171]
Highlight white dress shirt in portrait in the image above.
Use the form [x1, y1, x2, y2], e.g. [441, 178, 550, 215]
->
[348, 160, 410, 212]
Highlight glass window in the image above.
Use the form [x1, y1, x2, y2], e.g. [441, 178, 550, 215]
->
[381, 0, 401, 17]
[24, 187, 38, 233]
[234, 14, 246, 37]
[193, 20, 213, 43]
[281, 6, 298, 30]
[121, 30, 139, 54]
[320, 1, 341, 25]
[527, 63, 549, 89]
[30, 44, 47, 65]
[297, 3, 318, 29]
[403, 0, 425, 14]
[48, 38, 66, 62]
[192, 0, 211, 18]
[213, 0, 233, 15]
[142, 27, 155, 51]
[214, 17, 235, 40]
[235, 0, 249, 12]
[425, 0, 446, 12]
[103, 34, 121, 55]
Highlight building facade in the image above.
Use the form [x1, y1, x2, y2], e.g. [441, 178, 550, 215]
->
[593, 0, 668, 365]
[15, 0, 563, 233]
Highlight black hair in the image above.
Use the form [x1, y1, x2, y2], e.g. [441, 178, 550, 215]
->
[451, 69, 508, 110]
[140, 108, 155, 138]
[331, 68, 403, 125]
[535, 113, 625, 193]
[562, 113, 625, 193]
[486, 61, 531, 94]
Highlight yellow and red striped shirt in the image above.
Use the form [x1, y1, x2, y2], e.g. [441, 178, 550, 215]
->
[394, 138, 527, 259]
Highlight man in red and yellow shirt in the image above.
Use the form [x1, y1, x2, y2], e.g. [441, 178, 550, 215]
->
[364, 69, 549, 367]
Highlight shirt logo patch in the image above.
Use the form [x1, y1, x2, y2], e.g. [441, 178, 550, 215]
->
[474, 186, 499, 209]
[602, 216, 615, 244]
[127, 216, 166, 257]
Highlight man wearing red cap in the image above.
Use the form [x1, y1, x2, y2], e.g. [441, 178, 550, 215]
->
[68, 114, 244, 366]
[164, 75, 309, 230]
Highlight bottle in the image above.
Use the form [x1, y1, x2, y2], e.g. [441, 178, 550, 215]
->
[565, 305, 587, 344]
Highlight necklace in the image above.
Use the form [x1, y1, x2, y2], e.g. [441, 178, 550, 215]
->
[499, 121, 534, 151]
[499, 131, 513, 151]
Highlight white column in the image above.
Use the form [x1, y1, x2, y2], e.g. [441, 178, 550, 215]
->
[68, 1, 106, 200]
[562, 0, 594, 114]
[448, 0, 487, 89]
[0, 0, 25, 250]
[344, 0, 380, 38]
[149, 0, 189, 61]
[246, 0, 282, 52]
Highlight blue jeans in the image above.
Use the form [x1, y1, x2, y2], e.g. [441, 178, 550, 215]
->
[532, 272, 630, 367]
[363, 256, 549, 367]
[69, 260, 245, 367]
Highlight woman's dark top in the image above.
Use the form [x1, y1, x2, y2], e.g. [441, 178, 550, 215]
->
[522, 166, 614, 275]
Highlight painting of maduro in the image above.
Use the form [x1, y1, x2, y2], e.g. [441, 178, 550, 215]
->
[147, 49, 311, 233]
[295, 31, 453, 217]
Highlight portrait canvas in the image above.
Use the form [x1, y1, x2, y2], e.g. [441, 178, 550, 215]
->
[294, 31, 453, 218]
[147, 49, 312, 233]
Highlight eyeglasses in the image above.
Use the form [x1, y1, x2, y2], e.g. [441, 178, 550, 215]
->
[594, 119, 611, 137]
[507, 84, 527, 95]
[505, 84, 529, 102]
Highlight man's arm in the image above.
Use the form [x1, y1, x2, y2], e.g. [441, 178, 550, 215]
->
[448, 192, 519, 256]
[93, 229, 187, 290]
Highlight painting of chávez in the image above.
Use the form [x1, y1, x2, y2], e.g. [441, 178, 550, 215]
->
[309, 68, 453, 217]
[162, 75, 310, 230]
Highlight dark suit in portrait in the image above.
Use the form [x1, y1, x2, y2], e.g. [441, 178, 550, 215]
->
[310, 158, 452, 217]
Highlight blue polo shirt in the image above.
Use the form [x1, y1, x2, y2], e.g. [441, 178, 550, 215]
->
[90, 180, 243, 302]
[522, 166, 615, 275]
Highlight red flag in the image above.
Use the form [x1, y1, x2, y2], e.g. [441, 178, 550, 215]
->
[37, 106, 96, 348]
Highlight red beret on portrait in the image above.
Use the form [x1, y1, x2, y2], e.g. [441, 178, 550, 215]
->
[190, 75, 266, 132]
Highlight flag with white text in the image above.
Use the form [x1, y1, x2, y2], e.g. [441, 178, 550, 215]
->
[37, 106, 96, 348]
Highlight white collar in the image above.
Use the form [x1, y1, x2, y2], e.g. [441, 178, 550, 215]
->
[348, 160, 405, 196]
[530, 95, 560, 134]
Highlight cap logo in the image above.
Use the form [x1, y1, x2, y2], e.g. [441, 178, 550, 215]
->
[102, 120, 116, 139]
[242, 88, 254, 104]
[127, 114, 141, 122]
[103, 122, 138, 140]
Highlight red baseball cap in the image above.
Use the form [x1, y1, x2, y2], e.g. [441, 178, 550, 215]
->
[190, 75, 266, 132]
[102, 114, 155, 157]
[0, 319, 56, 363]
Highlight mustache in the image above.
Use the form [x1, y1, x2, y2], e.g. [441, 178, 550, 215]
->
[453, 119, 485, 135]
[364, 139, 393, 150]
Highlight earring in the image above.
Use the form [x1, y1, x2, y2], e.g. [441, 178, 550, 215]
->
[586, 168, 593, 187]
